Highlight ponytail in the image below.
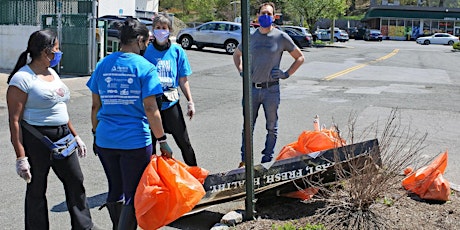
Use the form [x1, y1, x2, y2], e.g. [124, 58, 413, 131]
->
[7, 50, 29, 84]
[7, 29, 57, 84]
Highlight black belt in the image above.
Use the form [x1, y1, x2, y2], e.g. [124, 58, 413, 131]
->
[252, 81, 279, 89]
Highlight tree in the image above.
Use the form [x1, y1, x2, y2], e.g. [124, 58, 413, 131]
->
[285, 0, 347, 29]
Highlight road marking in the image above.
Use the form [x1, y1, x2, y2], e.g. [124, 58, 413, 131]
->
[323, 49, 399, 81]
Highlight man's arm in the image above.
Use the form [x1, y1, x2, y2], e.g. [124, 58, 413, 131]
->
[232, 47, 243, 73]
[285, 47, 304, 76]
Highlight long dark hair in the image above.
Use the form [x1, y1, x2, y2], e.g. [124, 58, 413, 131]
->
[117, 18, 149, 45]
[7, 29, 57, 83]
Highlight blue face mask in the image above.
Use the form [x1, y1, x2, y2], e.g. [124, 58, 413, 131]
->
[49, 51, 62, 67]
[258, 14, 273, 28]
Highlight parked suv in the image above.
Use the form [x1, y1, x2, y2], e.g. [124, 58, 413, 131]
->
[97, 15, 152, 52]
[176, 21, 243, 54]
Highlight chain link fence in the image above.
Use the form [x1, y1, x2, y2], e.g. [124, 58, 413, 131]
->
[0, 0, 92, 26]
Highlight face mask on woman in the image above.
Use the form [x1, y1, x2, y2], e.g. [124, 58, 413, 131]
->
[49, 51, 63, 67]
[153, 29, 170, 43]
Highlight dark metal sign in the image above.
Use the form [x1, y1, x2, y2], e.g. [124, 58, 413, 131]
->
[195, 139, 380, 208]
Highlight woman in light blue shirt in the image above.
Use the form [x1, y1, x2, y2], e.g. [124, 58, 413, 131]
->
[7, 29, 94, 229]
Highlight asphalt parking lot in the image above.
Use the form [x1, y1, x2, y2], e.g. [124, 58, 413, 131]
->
[1, 39, 459, 229]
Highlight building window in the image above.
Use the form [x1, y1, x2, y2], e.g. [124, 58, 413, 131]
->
[423, 20, 430, 35]
[412, 20, 421, 38]
[431, 20, 439, 33]
[381, 19, 389, 37]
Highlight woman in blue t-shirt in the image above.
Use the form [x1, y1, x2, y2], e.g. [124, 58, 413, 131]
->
[87, 19, 172, 230]
[143, 14, 198, 166]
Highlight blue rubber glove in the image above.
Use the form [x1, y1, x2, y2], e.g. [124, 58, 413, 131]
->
[159, 141, 173, 158]
[270, 69, 289, 79]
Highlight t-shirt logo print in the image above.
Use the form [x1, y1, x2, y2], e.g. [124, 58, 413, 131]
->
[55, 88, 65, 97]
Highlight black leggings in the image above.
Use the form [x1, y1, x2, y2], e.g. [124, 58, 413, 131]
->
[154, 102, 197, 166]
[22, 124, 93, 230]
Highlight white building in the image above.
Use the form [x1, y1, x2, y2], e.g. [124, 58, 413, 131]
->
[98, 0, 159, 18]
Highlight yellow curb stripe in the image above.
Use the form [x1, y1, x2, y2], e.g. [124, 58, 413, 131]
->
[323, 49, 399, 81]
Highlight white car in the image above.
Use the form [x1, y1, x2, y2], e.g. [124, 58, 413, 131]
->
[416, 33, 459, 45]
[315, 28, 349, 42]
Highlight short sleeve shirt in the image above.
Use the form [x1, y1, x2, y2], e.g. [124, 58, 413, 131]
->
[143, 43, 192, 110]
[8, 65, 70, 126]
[238, 28, 296, 83]
[86, 52, 163, 149]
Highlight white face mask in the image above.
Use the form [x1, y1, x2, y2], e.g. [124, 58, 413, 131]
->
[153, 29, 170, 43]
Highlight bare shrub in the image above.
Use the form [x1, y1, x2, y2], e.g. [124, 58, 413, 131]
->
[300, 108, 432, 229]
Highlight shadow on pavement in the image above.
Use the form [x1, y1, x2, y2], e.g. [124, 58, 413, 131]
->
[51, 192, 108, 212]
[167, 210, 224, 230]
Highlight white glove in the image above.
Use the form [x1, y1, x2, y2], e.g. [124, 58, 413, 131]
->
[187, 101, 195, 120]
[75, 135, 87, 158]
[16, 157, 31, 183]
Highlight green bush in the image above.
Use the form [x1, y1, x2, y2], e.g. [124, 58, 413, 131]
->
[453, 42, 460, 50]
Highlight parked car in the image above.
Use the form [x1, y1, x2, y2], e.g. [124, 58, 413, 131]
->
[346, 27, 357, 39]
[315, 28, 349, 42]
[97, 15, 153, 52]
[364, 29, 383, 41]
[313, 28, 326, 41]
[347, 27, 366, 40]
[277, 27, 311, 48]
[416, 33, 459, 45]
[280, 26, 313, 47]
[98, 15, 153, 38]
[176, 21, 244, 54]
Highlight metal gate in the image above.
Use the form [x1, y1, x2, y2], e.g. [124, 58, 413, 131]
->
[0, 0, 96, 75]
[42, 13, 95, 75]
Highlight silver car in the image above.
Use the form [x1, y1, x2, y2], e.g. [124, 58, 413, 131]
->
[176, 21, 243, 54]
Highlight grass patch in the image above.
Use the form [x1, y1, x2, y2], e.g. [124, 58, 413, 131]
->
[272, 222, 326, 230]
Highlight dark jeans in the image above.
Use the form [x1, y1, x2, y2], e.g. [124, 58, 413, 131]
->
[153, 102, 197, 166]
[96, 145, 152, 205]
[22, 124, 93, 230]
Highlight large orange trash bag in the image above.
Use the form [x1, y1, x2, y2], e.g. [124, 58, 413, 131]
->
[276, 129, 345, 161]
[402, 151, 450, 201]
[135, 156, 208, 230]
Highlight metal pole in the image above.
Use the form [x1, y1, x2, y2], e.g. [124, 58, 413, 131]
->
[56, 0, 62, 73]
[88, 0, 98, 73]
[240, 0, 255, 221]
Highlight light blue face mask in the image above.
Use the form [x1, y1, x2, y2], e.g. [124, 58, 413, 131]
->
[153, 29, 170, 43]
[49, 51, 63, 67]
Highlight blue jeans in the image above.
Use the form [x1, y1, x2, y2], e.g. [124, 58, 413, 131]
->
[241, 84, 280, 162]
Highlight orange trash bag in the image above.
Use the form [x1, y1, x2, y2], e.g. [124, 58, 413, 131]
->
[401, 151, 450, 201]
[135, 156, 208, 230]
[276, 129, 345, 161]
[280, 187, 319, 201]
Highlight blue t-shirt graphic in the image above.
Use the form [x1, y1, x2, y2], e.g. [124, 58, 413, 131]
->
[143, 43, 192, 110]
[86, 52, 163, 149]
